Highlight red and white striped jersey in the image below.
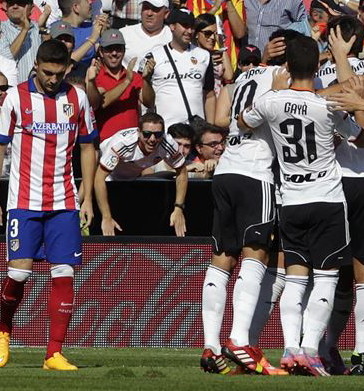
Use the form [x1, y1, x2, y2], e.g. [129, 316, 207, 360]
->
[0, 78, 97, 211]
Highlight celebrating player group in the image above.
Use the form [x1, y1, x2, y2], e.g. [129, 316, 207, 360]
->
[201, 16, 364, 377]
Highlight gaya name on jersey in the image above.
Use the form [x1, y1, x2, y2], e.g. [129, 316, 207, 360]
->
[27, 122, 77, 134]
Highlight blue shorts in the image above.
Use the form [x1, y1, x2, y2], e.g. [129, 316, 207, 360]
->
[6, 209, 82, 265]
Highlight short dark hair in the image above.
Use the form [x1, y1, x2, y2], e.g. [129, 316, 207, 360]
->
[36, 39, 70, 65]
[194, 120, 228, 145]
[267, 29, 304, 66]
[139, 112, 165, 132]
[327, 16, 364, 56]
[58, 0, 78, 17]
[168, 123, 194, 141]
[287, 36, 319, 80]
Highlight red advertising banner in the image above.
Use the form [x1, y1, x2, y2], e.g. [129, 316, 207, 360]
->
[0, 237, 354, 349]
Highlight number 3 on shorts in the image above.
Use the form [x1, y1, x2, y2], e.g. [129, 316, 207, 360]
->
[9, 218, 19, 238]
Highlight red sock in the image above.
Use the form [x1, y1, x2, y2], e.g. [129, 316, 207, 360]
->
[0, 276, 25, 334]
[46, 277, 74, 359]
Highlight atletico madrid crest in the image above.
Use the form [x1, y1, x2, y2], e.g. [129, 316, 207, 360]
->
[10, 239, 19, 252]
[63, 103, 74, 117]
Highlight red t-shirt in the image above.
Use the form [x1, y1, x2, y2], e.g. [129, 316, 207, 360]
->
[95, 66, 143, 142]
[0, 1, 42, 21]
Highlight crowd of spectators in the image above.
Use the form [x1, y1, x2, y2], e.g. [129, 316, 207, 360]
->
[0, 0, 362, 214]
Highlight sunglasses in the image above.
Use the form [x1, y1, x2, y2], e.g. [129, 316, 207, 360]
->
[240, 58, 260, 67]
[200, 140, 225, 148]
[142, 130, 164, 139]
[200, 30, 217, 39]
[0, 85, 9, 92]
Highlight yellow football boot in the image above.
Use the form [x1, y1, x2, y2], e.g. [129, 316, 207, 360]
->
[43, 352, 78, 371]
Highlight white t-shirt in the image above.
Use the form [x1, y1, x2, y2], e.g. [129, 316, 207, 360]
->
[120, 23, 172, 71]
[99, 127, 185, 180]
[243, 89, 361, 206]
[0, 54, 18, 87]
[214, 65, 279, 184]
[315, 57, 364, 178]
[151, 43, 213, 129]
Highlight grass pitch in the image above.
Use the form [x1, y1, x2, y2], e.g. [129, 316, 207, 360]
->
[1, 348, 363, 391]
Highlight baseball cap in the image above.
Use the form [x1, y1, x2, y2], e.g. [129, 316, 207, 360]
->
[310, 0, 345, 16]
[100, 29, 125, 47]
[138, 0, 169, 8]
[167, 8, 195, 26]
[239, 45, 261, 65]
[49, 21, 74, 39]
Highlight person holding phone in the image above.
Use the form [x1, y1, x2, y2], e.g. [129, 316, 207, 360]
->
[193, 12, 233, 97]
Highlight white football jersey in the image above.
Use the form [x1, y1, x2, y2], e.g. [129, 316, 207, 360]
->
[120, 24, 172, 71]
[99, 127, 185, 180]
[243, 89, 361, 206]
[214, 65, 279, 184]
[315, 57, 364, 178]
[151, 44, 213, 129]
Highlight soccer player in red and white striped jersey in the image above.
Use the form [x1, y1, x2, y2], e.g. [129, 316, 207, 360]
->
[0, 39, 97, 370]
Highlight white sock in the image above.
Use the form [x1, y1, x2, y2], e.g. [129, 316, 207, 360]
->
[280, 275, 308, 351]
[229, 258, 267, 346]
[301, 269, 339, 354]
[249, 267, 286, 345]
[202, 265, 230, 355]
[355, 284, 364, 352]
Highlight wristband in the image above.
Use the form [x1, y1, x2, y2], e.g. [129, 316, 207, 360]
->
[174, 203, 185, 210]
[87, 38, 96, 45]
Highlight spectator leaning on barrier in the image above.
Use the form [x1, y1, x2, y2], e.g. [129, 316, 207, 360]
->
[0, 0, 42, 83]
[94, 112, 188, 237]
[119, 0, 172, 71]
[142, 121, 195, 176]
[189, 120, 227, 178]
[87, 28, 155, 145]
